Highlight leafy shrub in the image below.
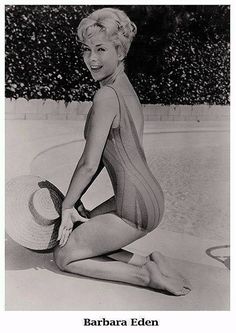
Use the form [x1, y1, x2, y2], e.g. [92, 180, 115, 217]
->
[5, 5, 230, 105]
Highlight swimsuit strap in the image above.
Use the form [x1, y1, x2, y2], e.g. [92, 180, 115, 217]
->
[106, 84, 147, 162]
[106, 85, 140, 138]
[106, 85, 122, 129]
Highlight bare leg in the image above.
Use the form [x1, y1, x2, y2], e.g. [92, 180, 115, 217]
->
[62, 256, 150, 287]
[80, 199, 191, 287]
[107, 250, 191, 293]
[54, 213, 191, 295]
[82, 197, 149, 266]
[106, 249, 150, 266]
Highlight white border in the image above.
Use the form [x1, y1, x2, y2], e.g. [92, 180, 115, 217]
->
[1, 1, 234, 332]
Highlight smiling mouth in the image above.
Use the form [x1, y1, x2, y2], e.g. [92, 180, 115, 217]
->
[90, 66, 103, 72]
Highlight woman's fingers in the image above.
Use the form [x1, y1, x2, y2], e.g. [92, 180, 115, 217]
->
[57, 207, 89, 244]
[59, 228, 67, 246]
[58, 212, 72, 242]
[57, 217, 70, 242]
[57, 223, 65, 241]
[57, 214, 70, 241]
[63, 229, 72, 247]
[59, 228, 72, 247]
[59, 230, 67, 247]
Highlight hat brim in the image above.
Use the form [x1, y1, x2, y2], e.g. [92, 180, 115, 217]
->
[6, 175, 64, 250]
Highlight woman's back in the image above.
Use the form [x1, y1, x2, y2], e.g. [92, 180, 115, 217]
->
[100, 78, 164, 232]
[111, 73, 144, 144]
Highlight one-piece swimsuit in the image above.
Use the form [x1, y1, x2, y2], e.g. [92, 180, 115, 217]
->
[84, 83, 164, 232]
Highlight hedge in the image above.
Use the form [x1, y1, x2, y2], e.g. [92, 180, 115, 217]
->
[5, 5, 230, 105]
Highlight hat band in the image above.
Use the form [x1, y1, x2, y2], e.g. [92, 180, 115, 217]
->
[28, 188, 62, 226]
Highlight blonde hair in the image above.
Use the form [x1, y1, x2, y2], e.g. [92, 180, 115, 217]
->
[77, 8, 137, 56]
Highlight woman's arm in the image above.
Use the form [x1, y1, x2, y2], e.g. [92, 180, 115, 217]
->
[74, 159, 105, 209]
[62, 87, 119, 210]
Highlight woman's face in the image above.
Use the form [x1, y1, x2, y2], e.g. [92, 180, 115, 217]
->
[82, 31, 123, 82]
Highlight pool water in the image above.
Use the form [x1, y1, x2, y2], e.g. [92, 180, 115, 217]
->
[31, 130, 229, 242]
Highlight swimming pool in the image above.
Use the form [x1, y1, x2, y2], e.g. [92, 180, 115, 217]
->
[30, 129, 229, 242]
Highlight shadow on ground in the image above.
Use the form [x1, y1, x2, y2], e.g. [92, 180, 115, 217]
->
[6, 233, 58, 272]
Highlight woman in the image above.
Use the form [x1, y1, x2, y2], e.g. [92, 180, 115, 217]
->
[54, 8, 191, 296]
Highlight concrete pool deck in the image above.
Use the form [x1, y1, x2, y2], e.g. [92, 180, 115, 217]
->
[5, 119, 230, 310]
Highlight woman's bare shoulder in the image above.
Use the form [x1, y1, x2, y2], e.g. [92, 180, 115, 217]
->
[91, 86, 119, 119]
[93, 86, 118, 103]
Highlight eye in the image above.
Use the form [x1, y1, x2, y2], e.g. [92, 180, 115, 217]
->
[81, 46, 90, 54]
[97, 47, 106, 52]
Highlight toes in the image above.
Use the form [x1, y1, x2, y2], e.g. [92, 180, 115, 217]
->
[180, 287, 191, 296]
[172, 277, 192, 296]
[150, 251, 192, 293]
[146, 255, 192, 296]
[183, 277, 192, 290]
[166, 277, 192, 296]
[173, 286, 191, 296]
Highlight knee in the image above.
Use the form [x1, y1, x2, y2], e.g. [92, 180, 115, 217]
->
[53, 246, 68, 271]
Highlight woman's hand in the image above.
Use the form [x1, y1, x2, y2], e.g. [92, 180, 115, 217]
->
[57, 207, 89, 247]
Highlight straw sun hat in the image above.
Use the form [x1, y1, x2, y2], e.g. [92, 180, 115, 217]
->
[6, 175, 65, 250]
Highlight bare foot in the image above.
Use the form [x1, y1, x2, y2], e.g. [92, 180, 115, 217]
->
[150, 251, 191, 288]
[145, 251, 191, 296]
[150, 251, 181, 277]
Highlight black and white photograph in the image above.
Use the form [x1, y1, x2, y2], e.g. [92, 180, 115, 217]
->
[4, 1, 230, 317]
